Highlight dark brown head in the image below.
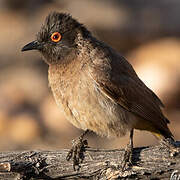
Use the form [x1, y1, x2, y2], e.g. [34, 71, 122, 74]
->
[21, 12, 90, 64]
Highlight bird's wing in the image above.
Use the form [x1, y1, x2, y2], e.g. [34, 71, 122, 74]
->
[88, 51, 169, 127]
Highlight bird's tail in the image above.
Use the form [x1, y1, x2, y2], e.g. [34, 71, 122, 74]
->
[152, 125, 174, 142]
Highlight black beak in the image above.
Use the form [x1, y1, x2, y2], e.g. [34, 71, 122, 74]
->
[21, 41, 41, 52]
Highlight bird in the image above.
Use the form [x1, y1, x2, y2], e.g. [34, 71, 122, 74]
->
[22, 11, 175, 170]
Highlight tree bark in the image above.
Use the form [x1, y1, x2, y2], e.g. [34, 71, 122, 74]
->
[0, 142, 179, 180]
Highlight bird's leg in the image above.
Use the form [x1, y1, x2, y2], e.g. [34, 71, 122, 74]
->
[66, 130, 89, 171]
[122, 129, 134, 171]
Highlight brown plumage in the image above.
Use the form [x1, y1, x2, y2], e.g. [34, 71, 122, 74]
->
[22, 12, 174, 169]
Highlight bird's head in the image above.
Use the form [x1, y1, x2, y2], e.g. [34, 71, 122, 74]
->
[22, 12, 90, 64]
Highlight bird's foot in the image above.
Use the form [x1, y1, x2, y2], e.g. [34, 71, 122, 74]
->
[66, 132, 88, 171]
[161, 138, 180, 157]
[121, 143, 133, 171]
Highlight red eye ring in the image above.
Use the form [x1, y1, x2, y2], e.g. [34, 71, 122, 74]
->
[51, 32, 61, 42]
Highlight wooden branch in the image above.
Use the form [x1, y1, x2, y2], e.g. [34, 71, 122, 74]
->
[0, 142, 180, 179]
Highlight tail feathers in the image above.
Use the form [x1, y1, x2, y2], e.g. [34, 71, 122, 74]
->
[152, 127, 174, 142]
[153, 116, 174, 141]
[164, 117, 170, 124]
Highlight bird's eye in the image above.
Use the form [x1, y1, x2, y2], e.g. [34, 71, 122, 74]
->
[51, 32, 61, 42]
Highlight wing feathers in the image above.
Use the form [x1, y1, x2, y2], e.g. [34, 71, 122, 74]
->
[89, 51, 169, 129]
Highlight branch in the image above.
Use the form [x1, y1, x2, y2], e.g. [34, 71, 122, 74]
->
[0, 142, 180, 179]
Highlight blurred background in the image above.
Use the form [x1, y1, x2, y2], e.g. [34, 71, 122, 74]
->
[0, 0, 180, 151]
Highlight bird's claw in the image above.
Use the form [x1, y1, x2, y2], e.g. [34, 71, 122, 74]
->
[66, 136, 88, 171]
[121, 144, 133, 171]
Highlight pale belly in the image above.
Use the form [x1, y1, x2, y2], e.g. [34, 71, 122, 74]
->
[48, 67, 136, 138]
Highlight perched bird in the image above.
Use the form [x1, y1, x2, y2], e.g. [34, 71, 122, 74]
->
[22, 12, 174, 170]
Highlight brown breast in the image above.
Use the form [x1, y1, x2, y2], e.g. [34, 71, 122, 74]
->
[48, 58, 134, 138]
